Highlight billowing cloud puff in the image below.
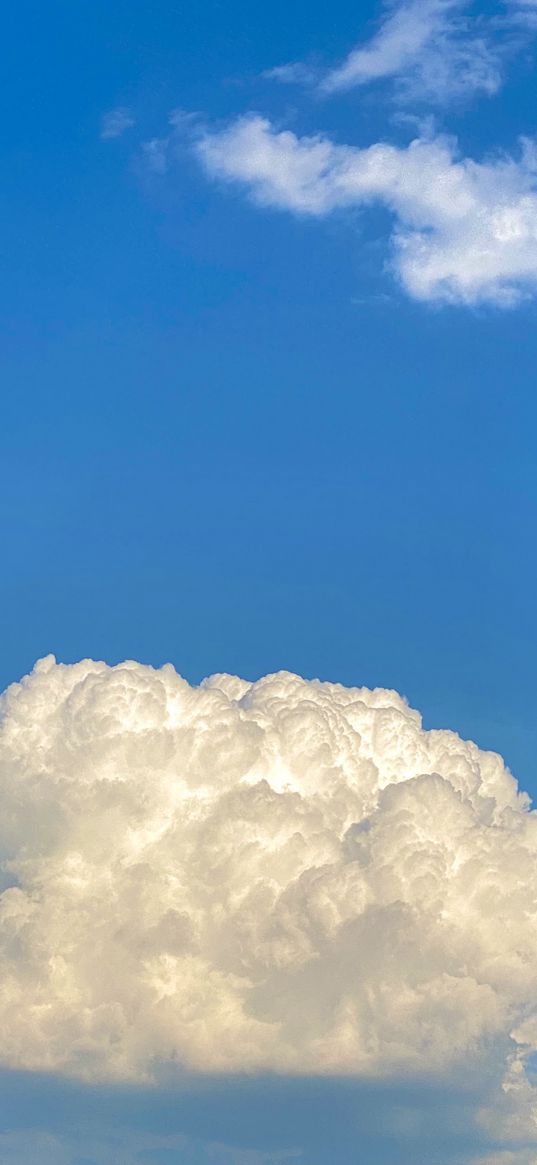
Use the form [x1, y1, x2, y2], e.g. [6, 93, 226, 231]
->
[1, 657, 537, 1095]
[195, 116, 537, 305]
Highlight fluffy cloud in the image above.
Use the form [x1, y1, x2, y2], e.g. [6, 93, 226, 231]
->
[185, 0, 537, 306]
[0, 655, 537, 1119]
[195, 115, 537, 305]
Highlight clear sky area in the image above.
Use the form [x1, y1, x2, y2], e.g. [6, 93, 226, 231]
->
[2, 2, 537, 1163]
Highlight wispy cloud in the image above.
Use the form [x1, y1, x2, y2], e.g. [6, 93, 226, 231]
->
[140, 136, 169, 174]
[509, 0, 537, 29]
[263, 61, 317, 85]
[100, 106, 136, 141]
[321, 0, 501, 102]
[267, 0, 537, 105]
[196, 115, 537, 306]
[471, 1155, 537, 1165]
[137, 111, 201, 177]
[0, 1128, 300, 1165]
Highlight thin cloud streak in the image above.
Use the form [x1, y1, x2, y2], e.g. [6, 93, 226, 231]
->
[321, 0, 501, 101]
[267, 0, 536, 104]
[100, 106, 136, 141]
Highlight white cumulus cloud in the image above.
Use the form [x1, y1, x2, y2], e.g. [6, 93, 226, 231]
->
[1, 653, 537, 1130]
[195, 115, 537, 305]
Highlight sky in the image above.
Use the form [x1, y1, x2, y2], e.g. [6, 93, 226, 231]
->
[2, 1, 537, 1162]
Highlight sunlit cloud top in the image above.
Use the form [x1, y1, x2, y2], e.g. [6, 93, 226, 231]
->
[1, 654, 537, 1152]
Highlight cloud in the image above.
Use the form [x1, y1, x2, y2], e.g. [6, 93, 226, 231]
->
[183, 0, 537, 307]
[320, 0, 502, 103]
[471, 1155, 537, 1165]
[263, 62, 317, 85]
[195, 114, 537, 305]
[141, 137, 169, 175]
[0, 1127, 298, 1165]
[1, 652, 537, 1144]
[100, 107, 136, 141]
[509, 0, 537, 29]
[266, 0, 537, 105]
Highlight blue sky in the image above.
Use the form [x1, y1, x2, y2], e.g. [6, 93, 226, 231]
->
[2, 2, 537, 1162]
[3, 0, 537, 786]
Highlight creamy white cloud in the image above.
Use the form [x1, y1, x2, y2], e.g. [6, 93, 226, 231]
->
[195, 116, 537, 305]
[1, 654, 537, 1114]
